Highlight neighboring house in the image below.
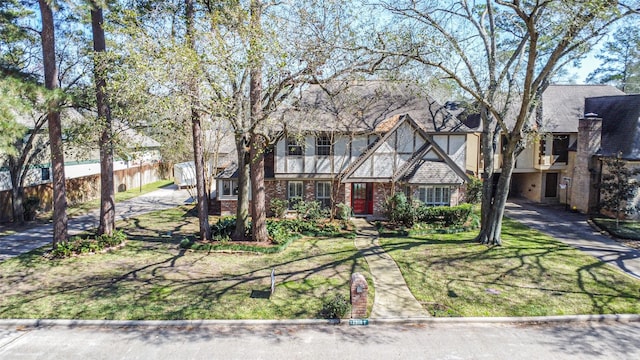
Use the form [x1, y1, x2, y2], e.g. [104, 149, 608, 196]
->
[0, 108, 163, 221]
[569, 94, 640, 216]
[467, 85, 626, 204]
[214, 82, 476, 217]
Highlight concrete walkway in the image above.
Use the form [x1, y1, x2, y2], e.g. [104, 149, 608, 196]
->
[352, 218, 429, 318]
[0, 185, 192, 262]
[505, 199, 640, 280]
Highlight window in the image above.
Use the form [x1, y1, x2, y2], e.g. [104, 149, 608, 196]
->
[552, 135, 570, 163]
[287, 137, 303, 156]
[316, 135, 332, 156]
[418, 186, 450, 206]
[316, 181, 332, 209]
[220, 179, 238, 197]
[288, 181, 304, 208]
[41, 167, 50, 181]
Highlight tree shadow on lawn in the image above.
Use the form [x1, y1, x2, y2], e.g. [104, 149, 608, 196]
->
[380, 232, 640, 315]
[0, 235, 368, 320]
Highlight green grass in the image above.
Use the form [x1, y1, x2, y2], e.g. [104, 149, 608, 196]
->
[0, 206, 371, 320]
[592, 217, 640, 241]
[379, 218, 640, 317]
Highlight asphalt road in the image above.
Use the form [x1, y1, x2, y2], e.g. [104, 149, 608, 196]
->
[1, 321, 639, 359]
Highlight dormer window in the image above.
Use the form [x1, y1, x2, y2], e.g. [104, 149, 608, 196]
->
[316, 135, 332, 156]
[287, 137, 303, 156]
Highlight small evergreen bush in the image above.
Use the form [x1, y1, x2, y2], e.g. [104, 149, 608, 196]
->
[319, 294, 350, 319]
[269, 198, 288, 219]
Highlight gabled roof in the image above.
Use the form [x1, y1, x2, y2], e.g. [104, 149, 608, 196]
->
[539, 85, 625, 133]
[403, 160, 465, 185]
[279, 81, 477, 134]
[341, 114, 469, 184]
[585, 94, 640, 160]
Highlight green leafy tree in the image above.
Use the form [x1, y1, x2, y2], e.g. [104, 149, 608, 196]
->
[587, 22, 640, 93]
[375, 0, 639, 245]
[599, 153, 640, 228]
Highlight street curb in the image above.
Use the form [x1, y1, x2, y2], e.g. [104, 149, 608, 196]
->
[1, 314, 639, 328]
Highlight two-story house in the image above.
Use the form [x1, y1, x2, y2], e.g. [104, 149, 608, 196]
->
[214, 81, 477, 217]
[464, 85, 625, 205]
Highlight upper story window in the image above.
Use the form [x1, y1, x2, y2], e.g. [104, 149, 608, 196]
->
[552, 135, 569, 163]
[316, 135, 332, 156]
[287, 137, 303, 156]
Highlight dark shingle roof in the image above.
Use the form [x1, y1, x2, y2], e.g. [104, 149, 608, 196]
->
[584, 94, 640, 160]
[279, 81, 477, 134]
[403, 159, 464, 185]
[539, 85, 625, 133]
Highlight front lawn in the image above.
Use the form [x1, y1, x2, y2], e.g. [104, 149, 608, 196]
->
[379, 218, 640, 317]
[0, 207, 371, 320]
[592, 217, 640, 249]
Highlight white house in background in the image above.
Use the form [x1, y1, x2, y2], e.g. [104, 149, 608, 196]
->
[0, 107, 162, 221]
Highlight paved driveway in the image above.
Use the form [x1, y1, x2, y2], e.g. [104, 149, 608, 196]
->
[0, 185, 192, 262]
[505, 199, 640, 280]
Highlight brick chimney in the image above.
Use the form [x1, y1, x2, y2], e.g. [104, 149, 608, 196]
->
[570, 114, 602, 213]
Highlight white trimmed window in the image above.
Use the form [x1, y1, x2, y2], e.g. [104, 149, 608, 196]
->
[287, 137, 303, 156]
[220, 179, 238, 197]
[316, 135, 332, 156]
[288, 181, 304, 208]
[316, 181, 332, 209]
[418, 186, 450, 206]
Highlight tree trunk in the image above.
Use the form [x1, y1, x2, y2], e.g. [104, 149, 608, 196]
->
[38, 0, 67, 247]
[248, 0, 268, 242]
[186, 0, 211, 241]
[476, 124, 519, 246]
[233, 133, 251, 240]
[10, 185, 24, 224]
[91, 2, 115, 236]
[250, 134, 268, 242]
[8, 157, 25, 224]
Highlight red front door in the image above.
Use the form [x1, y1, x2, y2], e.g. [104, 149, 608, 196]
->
[352, 183, 374, 215]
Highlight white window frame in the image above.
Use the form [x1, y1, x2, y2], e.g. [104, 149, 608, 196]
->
[316, 135, 332, 156]
[418, 186, 451, 206]
[316, 181, 332, 209]
[288, 181, 304, 208]
[287, 137, 303, 156]
[219, 179, 239, 198]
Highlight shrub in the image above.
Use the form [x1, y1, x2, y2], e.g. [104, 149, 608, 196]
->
[384, 193, 415, 226]
[415, 204, 473, 227]
[23, 197, 40, 221]
[318, 294, 350, 319]
[51, 230, 127, 258]
[269, 198, 288, 219]
[179, 238, 194, 249]
[211, 216, 237, 239]
[292, 199, 329, 221]
[335, 203, 352, 220]
[465, 178, 483, 204]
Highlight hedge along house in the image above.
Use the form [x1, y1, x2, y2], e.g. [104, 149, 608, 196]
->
[213, 81, 477, 217]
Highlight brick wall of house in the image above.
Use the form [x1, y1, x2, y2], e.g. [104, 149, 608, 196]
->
[571, 116, 602, 213]
[373, 182, 393, 216]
